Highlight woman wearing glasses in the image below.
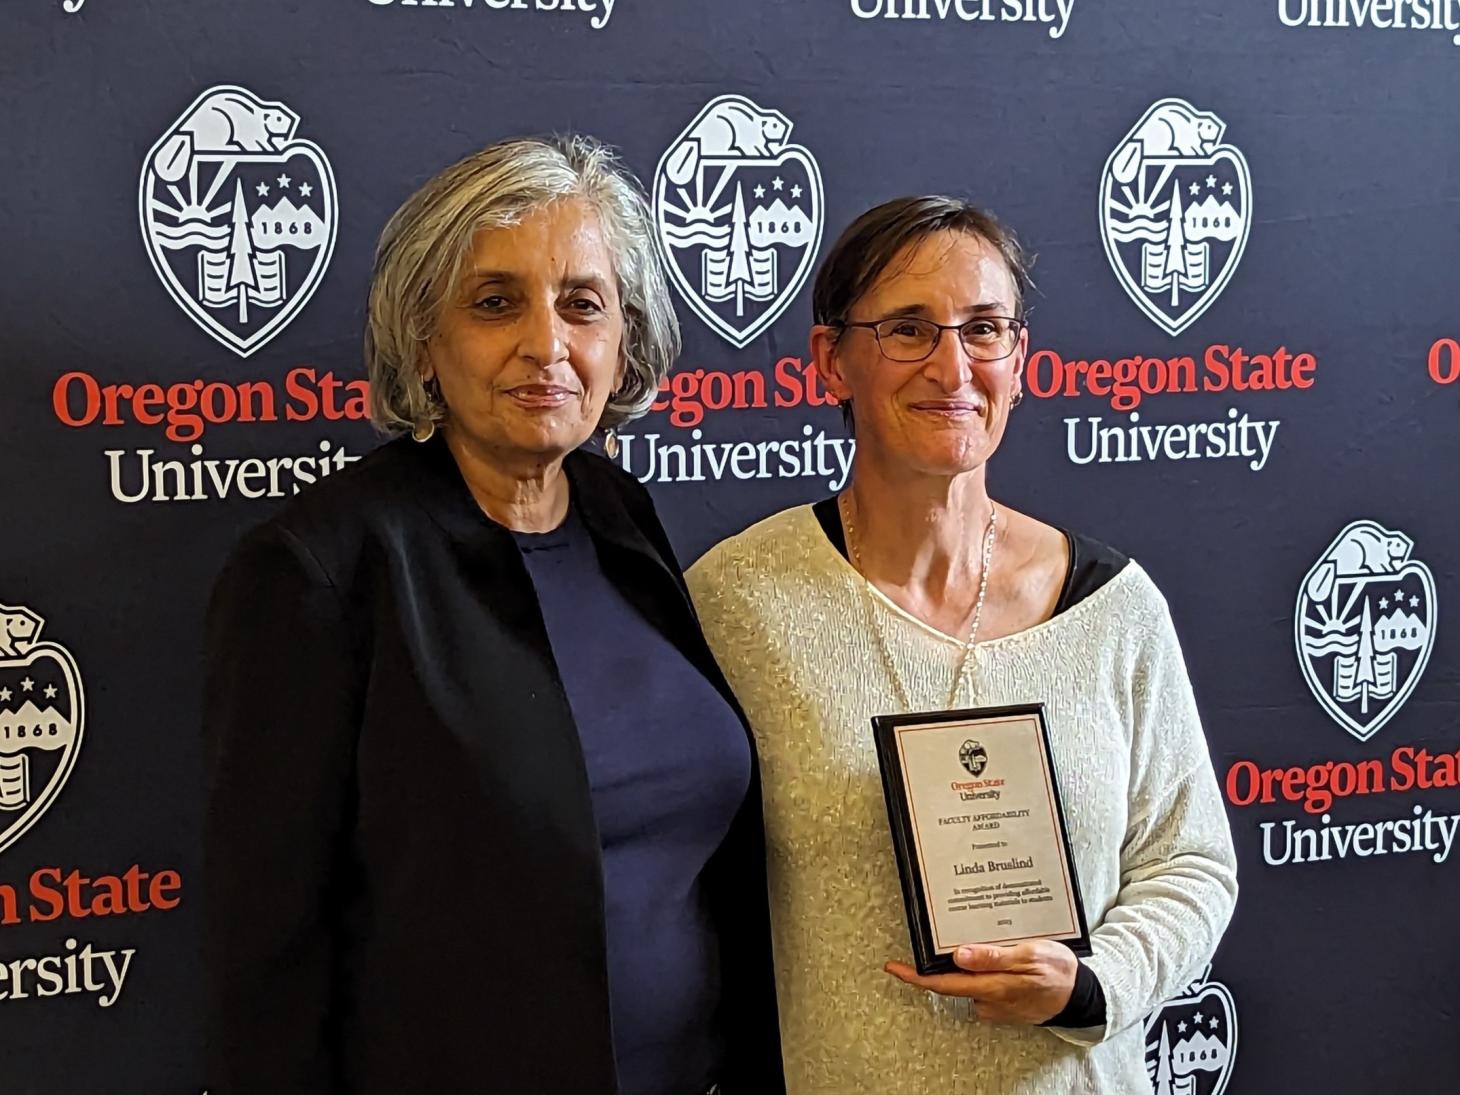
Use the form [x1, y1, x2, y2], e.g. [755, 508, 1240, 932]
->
[686, 196, 1236, 1093]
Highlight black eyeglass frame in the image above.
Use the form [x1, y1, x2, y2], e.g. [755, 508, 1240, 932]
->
[831, 315, 1028, 363]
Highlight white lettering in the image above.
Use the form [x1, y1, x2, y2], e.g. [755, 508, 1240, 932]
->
[852, 0, 1072, 31]
[1262, 807, 1460, 868]
[617, 427, 854, 491]
[1279, 0, 1460, 41]
[103, 441, 359, 505]
[368, 0, 615, 25]
[1063, 409, 1281, 471]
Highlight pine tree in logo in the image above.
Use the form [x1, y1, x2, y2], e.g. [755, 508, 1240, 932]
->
[1153, 1023, 1175, 1095]
[725, 183, 753, 317]
[225, 180, 258, 324]
[1353, 597, 1378, 715]
[1161, 186, 1189, 308]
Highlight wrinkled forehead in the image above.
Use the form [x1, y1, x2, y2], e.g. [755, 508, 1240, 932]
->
[859, 230, 1018, 315]
[466, 199, 613, 268]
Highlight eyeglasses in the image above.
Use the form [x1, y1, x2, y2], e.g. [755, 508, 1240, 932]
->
[834, 315, 1026, 363]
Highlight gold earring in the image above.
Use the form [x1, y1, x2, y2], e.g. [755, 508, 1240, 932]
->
[413, 375, 442, 442]
[1011, 390, 1024, 408]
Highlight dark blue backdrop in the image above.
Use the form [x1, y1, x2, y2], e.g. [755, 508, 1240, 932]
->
[4, 2, 1459, 1092]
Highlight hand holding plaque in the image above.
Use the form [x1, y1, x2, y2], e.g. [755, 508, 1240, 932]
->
[873, 703, 1090, 975]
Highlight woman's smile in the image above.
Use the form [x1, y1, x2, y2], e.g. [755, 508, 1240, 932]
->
[503, 382, 580, 410]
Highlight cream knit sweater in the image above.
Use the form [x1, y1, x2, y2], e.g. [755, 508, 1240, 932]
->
[686, 506, 1238, 1094]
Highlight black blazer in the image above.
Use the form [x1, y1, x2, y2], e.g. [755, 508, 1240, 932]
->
[203, 434, 784, 1095]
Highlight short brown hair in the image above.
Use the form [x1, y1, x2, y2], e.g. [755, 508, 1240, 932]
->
[811, 195, 1033, 328]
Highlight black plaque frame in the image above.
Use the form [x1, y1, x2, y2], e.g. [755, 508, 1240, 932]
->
[873, 702, 1092, 975]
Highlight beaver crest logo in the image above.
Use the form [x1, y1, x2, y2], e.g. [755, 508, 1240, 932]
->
[0, 603, 84, 856]
[1296, 519, 1437, 742]
[1100, 98, 1251, 337]
[653, 94, 824, 348]
[1145, 965, 1237, 1095]
[959, 739, 988, 777]
[139, 85, 338, 357]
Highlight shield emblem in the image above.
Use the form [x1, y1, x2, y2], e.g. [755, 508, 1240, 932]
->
[653, 94, 824, 349]
[0, 604, 84, 857]
[139, 85, 338, 358]
[1295, 520, 1436, 742]
[1145, 966, 1238, 1095]
[959, 739, 988, 777]
[1100, 98, 1251, 337]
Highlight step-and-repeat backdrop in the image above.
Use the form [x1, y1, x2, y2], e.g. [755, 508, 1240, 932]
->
[5, 2, 1459, 1092]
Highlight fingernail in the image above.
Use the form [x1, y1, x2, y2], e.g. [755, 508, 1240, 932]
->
[956, 946, 974, 961]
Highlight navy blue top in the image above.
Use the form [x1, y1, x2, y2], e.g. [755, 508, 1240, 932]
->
[515, 506, 751, 1095]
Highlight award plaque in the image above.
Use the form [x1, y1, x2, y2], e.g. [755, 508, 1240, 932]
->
[872, 703, 1091, 975]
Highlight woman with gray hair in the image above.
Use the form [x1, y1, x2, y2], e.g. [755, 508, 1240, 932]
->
[203, 135, 783, 1095]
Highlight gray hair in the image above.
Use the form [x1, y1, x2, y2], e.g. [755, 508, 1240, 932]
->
[365, 134, 680, 435]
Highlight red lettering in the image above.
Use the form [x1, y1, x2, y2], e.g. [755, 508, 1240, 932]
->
[123, 864, 150, 913]
[235, 380, 278, 424]
[286, 367, 321, 421]
[1229, 347, 1252, 391]
[1024, 349, 1061, 399]
[27, 867, 65, 922]
[1203, 344, 1231, 392]
[90, 875, 127, 917]
[317, 372, 344, 420]
[668, 370, 704, 428]
[801, 361, 830, 407]
[1430, 338, 1460, 385]
[150, 870, 182, 911]
[1291, 352, 1316, 389]
[342, 380, 370, 420]
[62, 869, 90, 919]
[1391, 746, 1417, 791]
[132, 383, 165, 426]
[52, 372, 100, 427]
[200, 382, 237, 424]
[1416, 748, 1439, 789]
[775, 357, 806, 408]
[701, 371, 731, 411]
[102, 384, 132, 426]
[0, 883, 17, 927]
[1064, 357, 1089, 398]
[1224, 759, 1260, 805]
[1281, 766, 1306, 803]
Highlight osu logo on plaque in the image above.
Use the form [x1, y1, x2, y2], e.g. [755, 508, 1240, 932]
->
[1099, 98, 1251, 336]
[959, 739, 988, 777]
[653, 94, 824, 349]
[1296, 519, 1437, 742]
[139, 85, 339, 357]
[1144, 965, 1237, 1095]
[0, 603, 84, 856]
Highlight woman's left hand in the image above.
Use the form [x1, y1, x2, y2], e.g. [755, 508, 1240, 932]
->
[884, 940, 1078, 1024]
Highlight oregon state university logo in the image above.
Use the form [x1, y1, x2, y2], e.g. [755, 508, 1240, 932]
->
[959, 739, 988, 777]
[1296, 520, 1437, 743]
[1145, 966, 1237, 1095]
[1100, 98, 1251, 337]
[0, 603, 83, 856]
[653, 95, 824, 349]
[139, 85, 338, 357]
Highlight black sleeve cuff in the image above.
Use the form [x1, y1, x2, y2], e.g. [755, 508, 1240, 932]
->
[1040, 961, 1107, 1029]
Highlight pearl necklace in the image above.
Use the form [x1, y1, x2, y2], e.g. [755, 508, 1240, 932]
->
[840, 492, 998, 712]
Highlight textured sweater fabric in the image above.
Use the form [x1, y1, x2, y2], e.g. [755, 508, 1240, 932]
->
[686, 505, 1238, 1094]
